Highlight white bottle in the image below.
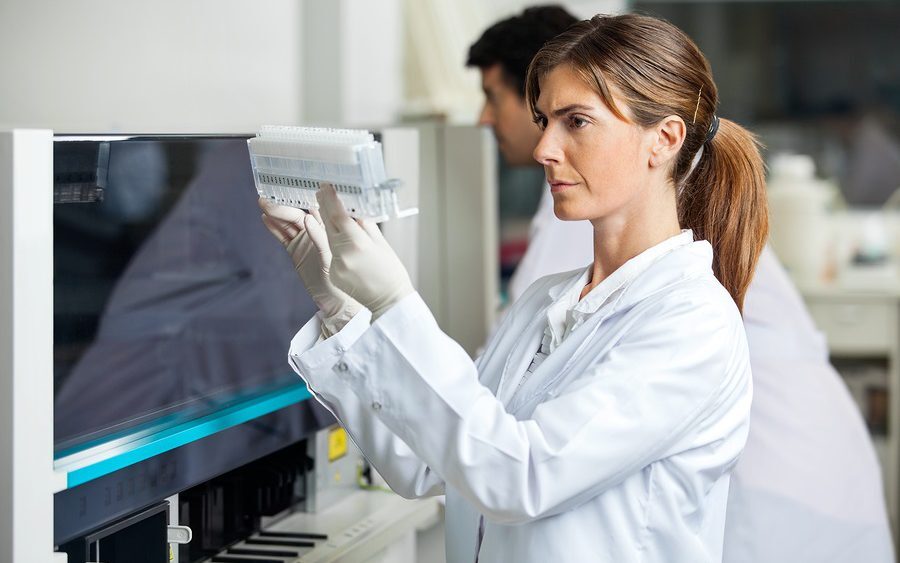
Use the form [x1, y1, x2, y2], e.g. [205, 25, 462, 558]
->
[766, 153, 833, 284]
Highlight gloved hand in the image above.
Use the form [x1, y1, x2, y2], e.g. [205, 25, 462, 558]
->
[314, 183, 414, 320]
[259, 198, 363, 338]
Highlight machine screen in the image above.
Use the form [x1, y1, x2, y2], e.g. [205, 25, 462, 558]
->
[53, 136, 319, 452]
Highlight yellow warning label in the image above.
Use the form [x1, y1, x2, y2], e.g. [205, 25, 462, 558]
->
[328, 427, 348, 462]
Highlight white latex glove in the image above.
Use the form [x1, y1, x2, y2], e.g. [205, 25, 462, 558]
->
[315, 183, 414, 320]
[259, 198, 363, 338]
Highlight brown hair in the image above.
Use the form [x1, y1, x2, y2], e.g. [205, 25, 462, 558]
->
[525, 14, 768, 312]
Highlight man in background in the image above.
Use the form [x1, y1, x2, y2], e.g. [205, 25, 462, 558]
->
[466, 6, 894, 561]
[466, 6, 592, 303]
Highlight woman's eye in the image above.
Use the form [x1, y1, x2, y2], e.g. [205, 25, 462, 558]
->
[568, 115, 588, 129]
[532, 115, 547, 130]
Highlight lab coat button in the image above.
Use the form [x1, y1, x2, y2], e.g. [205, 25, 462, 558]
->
[372, 401, 382, 411]
[336, 361, 349, 372]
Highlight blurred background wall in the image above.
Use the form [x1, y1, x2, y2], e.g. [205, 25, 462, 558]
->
[0, 0, 304, 133]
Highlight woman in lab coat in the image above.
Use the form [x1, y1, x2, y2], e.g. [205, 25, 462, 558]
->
[260, 14, 767, 563]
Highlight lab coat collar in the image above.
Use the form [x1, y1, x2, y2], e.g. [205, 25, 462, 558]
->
[545, 229, 697, 313]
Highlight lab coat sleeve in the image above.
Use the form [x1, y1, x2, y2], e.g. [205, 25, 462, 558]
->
[288, 308, 445, 499]
[322, 291, 750, 524]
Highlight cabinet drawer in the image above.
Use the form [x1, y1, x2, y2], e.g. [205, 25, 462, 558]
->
[806, 300, 896, 353]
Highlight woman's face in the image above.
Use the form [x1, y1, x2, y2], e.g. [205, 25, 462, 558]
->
[532, 64, 656, 223]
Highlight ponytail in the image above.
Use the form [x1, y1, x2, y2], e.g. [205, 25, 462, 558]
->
[678, 118, 768, 312]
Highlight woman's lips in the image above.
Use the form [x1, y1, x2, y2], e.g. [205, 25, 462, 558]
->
[549, 181, 577, 193]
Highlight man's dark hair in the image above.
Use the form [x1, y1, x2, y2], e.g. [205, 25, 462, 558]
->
[466, 5, 578, 98]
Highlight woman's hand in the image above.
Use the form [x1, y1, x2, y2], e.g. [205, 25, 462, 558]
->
[315, 183, 414, 320]
[258, 197, 362, 337]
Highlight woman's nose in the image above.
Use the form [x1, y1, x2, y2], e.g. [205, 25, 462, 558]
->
[533, 128, 562, 166]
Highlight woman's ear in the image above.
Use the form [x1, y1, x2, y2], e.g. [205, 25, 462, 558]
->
[648, 115, 686, 168]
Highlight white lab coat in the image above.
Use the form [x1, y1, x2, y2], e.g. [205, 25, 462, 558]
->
[724, 247, 894, 562]
[289, 232, 752, 563]
[509, 204, 894, 560]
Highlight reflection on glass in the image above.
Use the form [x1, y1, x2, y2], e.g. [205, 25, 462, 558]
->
[54, 137, 318, 452]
